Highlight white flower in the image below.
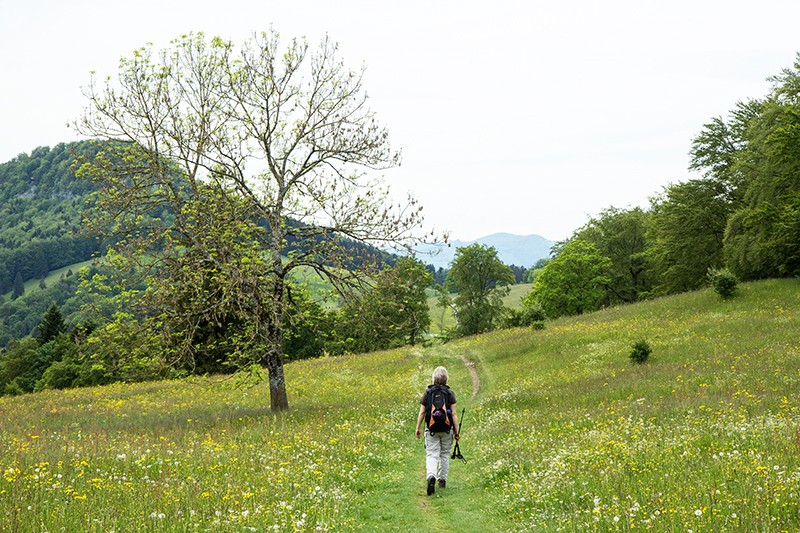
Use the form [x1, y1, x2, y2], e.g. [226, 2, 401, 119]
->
[695, 509, 702, 516]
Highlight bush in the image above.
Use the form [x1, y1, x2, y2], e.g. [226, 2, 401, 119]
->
[523, 301, 547, 323]
[36, 360, 81, 391]
[707, 267, 738, 299]
[630, 339, 651, 364]
[502, 303, 547, 330]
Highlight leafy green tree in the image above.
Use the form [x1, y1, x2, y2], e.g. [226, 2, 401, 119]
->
[0, 338, 40, 394]
[337, 257, 433, 351]
[690, 54, 800, 280]
[525, 240, 611, 318]
[524, 258, 550, 284]
[446, 244, 514, 336]
[281, 285, 335, 361]
[573, 206, 653, 303]
[647, 179, 733, 293]
[75, 32, 429, 411]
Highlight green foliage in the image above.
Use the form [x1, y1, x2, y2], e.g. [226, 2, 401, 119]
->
[707, 267, 739, 299]
[647, 179, 734, 293]
[446, 244, 515, 336]
[502, 302, 547, 330]
[282, 285, 336, 361]
[573, 206, 653, 303]
[690, 54, 800, 281]
[525, 240, 611, 319]
[629, 339, 652, 364]
[0, 264, 101, 348]
[0, 294, 165, 395]
[524, 258, 550, 284]
[333, 257, 433, 353]
[11, 271, 24, 299]
[36, 359, 81, 390]
[37, 303, 66, 345]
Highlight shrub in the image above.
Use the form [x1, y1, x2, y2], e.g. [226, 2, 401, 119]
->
[523, 301, 547, 323]
[707, 267, 738, 299]
[36, 360, 81, 391]
[502, 303, 547, 330]
[630, 339, 652, 364]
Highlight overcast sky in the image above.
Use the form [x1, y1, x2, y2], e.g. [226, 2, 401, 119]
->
[2, 1, 799, 241]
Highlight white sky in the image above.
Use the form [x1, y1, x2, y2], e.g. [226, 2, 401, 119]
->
[2, 0, 799, 241]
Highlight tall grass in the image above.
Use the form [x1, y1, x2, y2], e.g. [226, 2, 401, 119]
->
[459, 278, 800, 531]
[1, 278, 799, 531]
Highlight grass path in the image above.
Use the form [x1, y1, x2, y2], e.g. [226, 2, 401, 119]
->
[346, 345, 507, 531]
[386, 343, 514, 532]
[459, 354, 481, 401]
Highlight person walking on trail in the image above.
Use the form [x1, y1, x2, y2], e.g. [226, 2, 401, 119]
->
[415, 366, 460, 495]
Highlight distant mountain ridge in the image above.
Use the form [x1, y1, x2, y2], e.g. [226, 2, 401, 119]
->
[416, 233, 555, 269]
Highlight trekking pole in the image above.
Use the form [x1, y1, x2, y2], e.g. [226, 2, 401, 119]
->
[451, 408, 466, 464]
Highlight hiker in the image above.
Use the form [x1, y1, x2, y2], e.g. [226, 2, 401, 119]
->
[415, 366, 460, 495]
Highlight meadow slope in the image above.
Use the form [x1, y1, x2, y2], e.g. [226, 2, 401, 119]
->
[1, 278, 799, 531]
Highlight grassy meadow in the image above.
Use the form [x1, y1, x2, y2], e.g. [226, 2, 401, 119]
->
[2, 278, 800, 531]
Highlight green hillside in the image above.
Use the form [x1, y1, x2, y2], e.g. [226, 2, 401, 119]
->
[0, 142, 102, 295]
[1, 278, 799, 531]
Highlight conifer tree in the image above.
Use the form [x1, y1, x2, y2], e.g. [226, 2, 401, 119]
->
[37, 303, 66, 345]
[11, 271, 24, 300]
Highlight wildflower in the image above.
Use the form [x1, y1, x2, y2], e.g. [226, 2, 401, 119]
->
[695, 509, 702, 517]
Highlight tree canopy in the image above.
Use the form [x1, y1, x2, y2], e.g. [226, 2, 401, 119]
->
[525, 240, 611, 319]
[446, 244, 514, 336]
[689, 53, 800, 280]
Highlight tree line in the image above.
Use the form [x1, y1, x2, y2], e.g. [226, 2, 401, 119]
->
[520, 54, 800, 319]
[0, 256, 436, 395]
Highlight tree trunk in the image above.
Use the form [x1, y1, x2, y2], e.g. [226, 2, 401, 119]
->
[265, 351, 289, 412]
[265, 249, 289, 412]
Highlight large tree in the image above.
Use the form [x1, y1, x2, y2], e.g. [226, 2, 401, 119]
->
[573, 206, 653, 304]
[74, 31, 430, 411]
[337, 257, 433, 351]
[647, 179, 734, 293]
[446, 244, 514, 336]
[525, 240, 611, 318]
[37, 303, 66, 345]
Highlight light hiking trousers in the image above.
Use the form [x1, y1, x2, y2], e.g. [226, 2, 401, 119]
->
[424, 429, 453, 481]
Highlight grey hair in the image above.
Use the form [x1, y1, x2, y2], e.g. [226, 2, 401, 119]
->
[432, 366, 448, 385]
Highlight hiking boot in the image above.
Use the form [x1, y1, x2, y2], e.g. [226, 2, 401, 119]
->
[438, 479, 446, 489]
[427, 476, 436, 496]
